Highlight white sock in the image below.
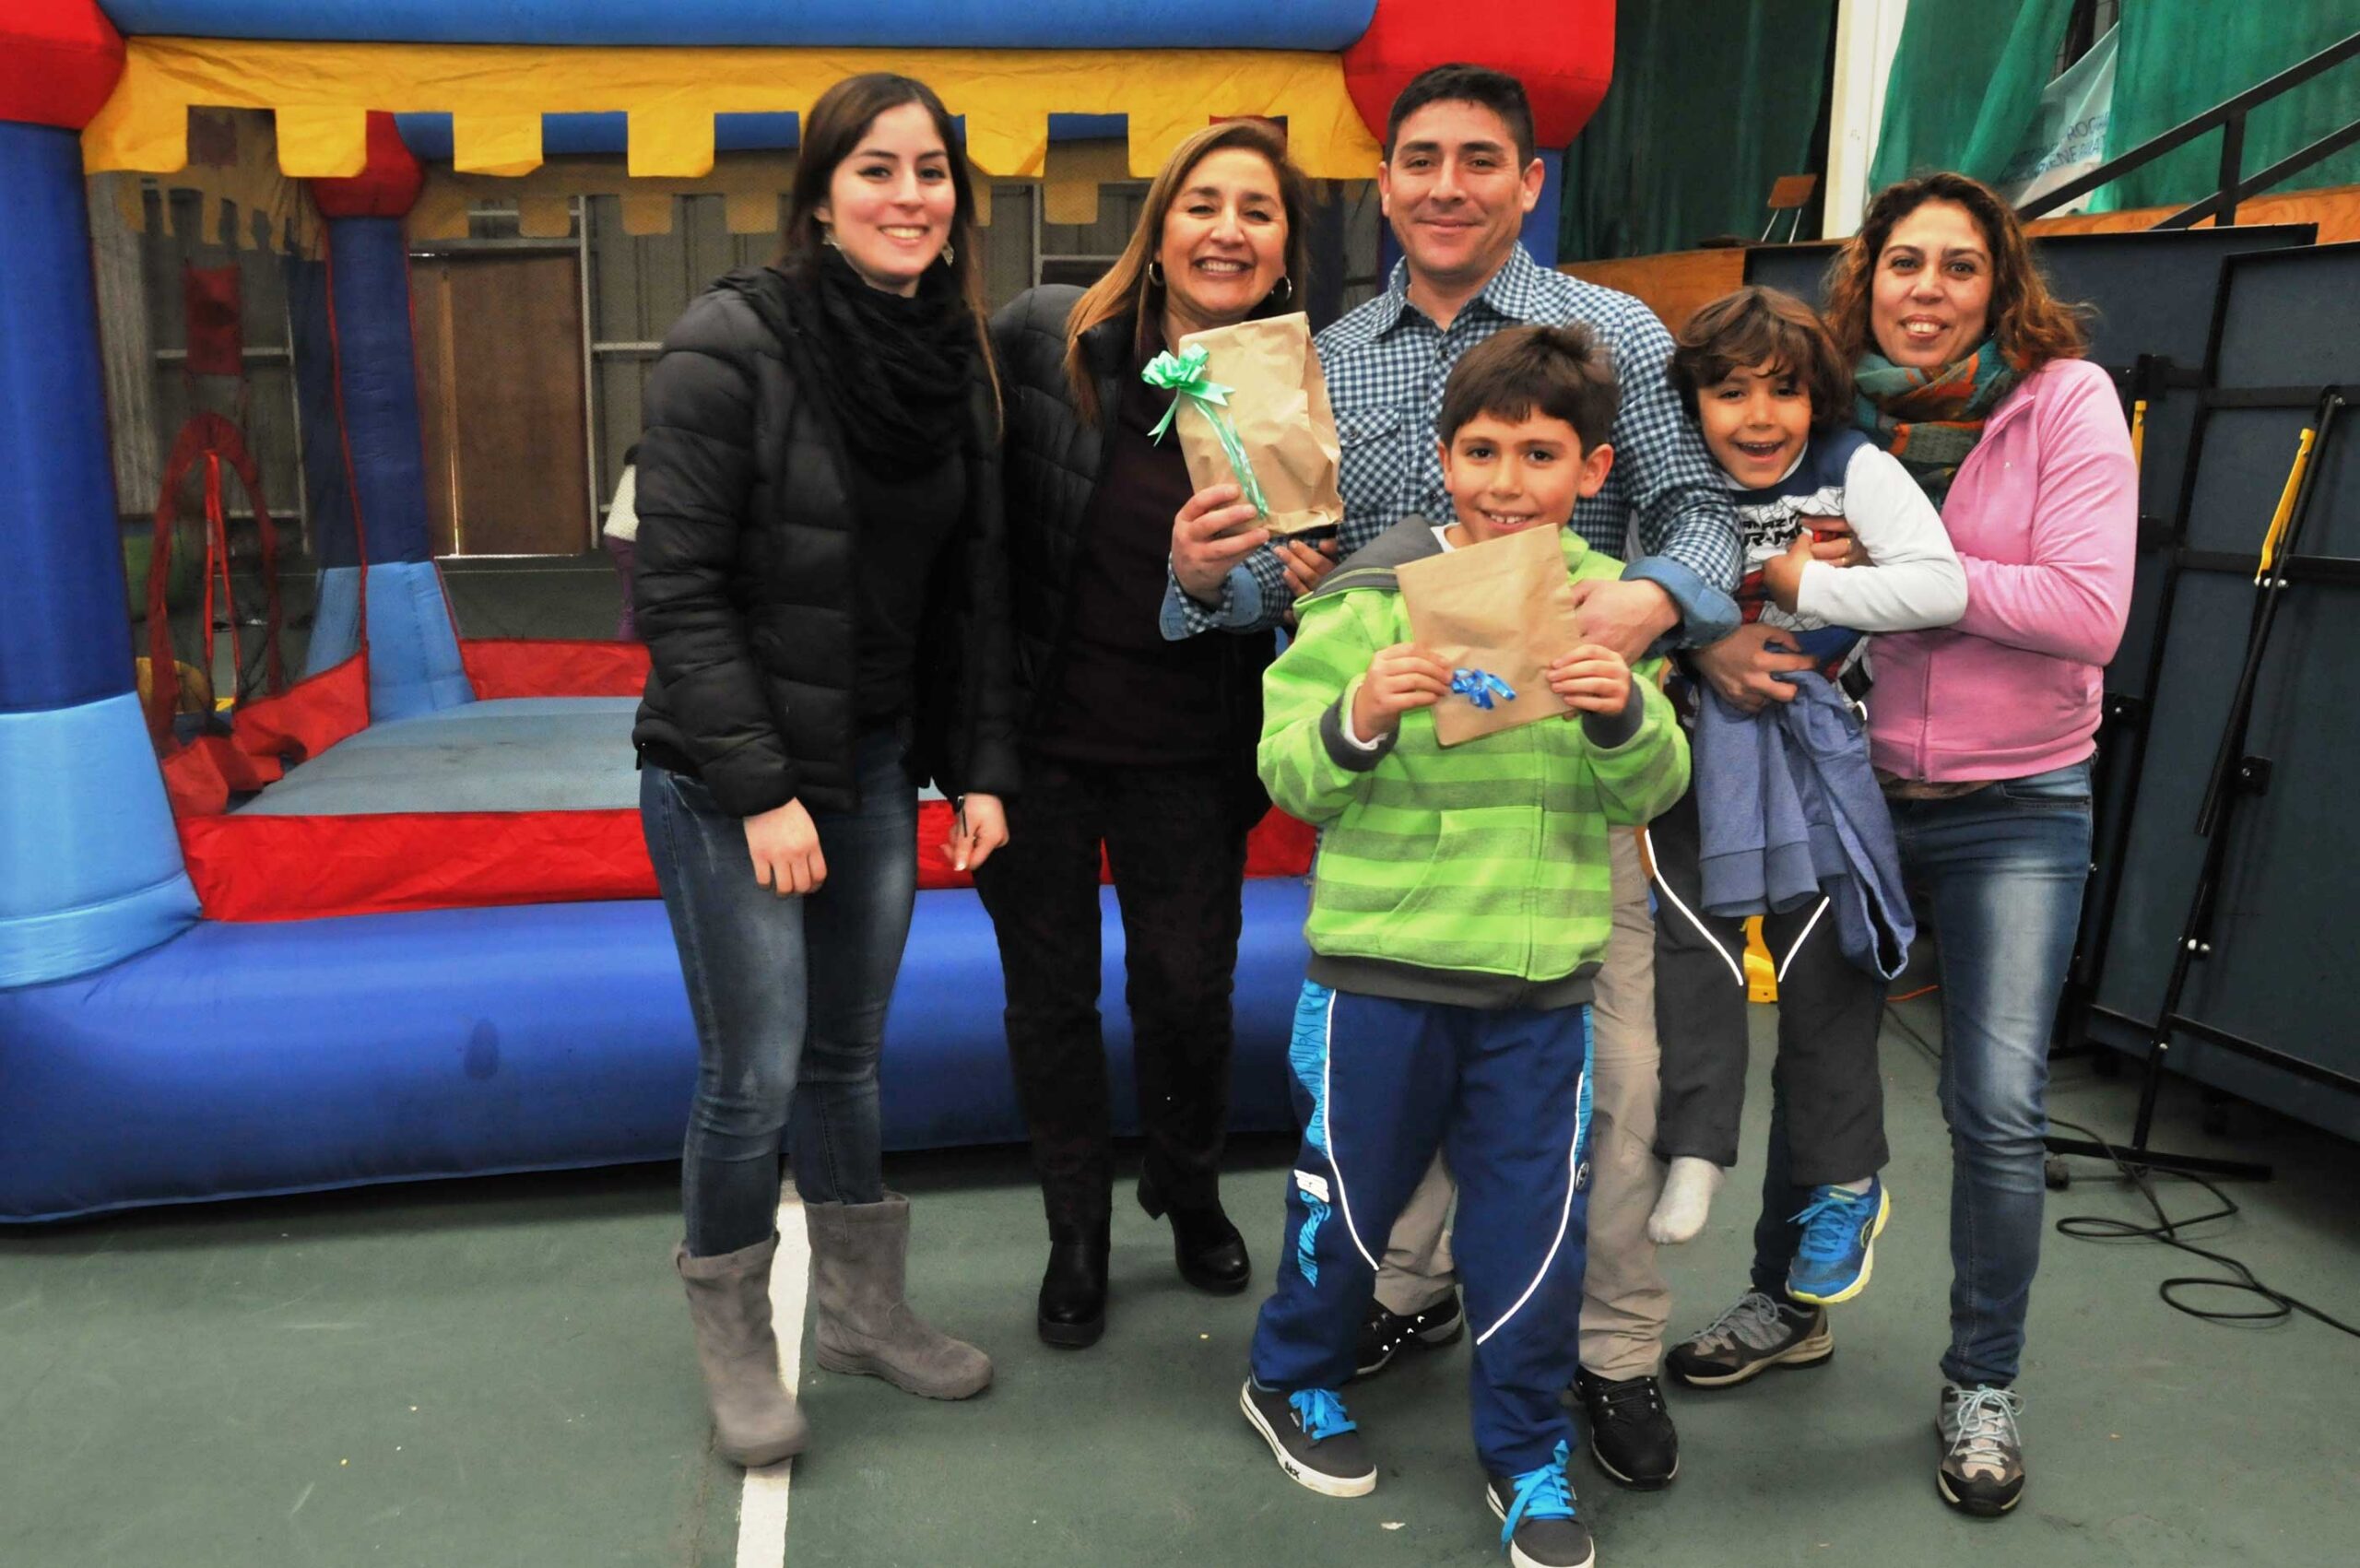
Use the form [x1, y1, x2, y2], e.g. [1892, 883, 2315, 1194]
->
[1833, 1176, 1874, 1195]
[1646, 1157, 1725, 1244]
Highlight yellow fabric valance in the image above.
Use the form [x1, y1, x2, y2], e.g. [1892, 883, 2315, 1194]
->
[83, 38, 1384, 183]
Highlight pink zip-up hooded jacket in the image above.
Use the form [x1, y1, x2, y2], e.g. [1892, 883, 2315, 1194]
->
[1867, 356, 2138, 782]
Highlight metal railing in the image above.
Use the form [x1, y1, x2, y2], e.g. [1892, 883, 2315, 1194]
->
[2019, 29, 2360, 226]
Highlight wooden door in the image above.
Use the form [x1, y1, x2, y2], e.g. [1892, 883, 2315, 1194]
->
[413, 251, 593, 556]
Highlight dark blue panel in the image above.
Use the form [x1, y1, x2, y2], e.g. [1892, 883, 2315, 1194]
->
[1049, 113, 1128, 140]
[0, 881, 1310, 1221]
[0, 125, 136, 712]
[1521, 147, 1565, 267]
[98, 1, 1377, 50]
[393, 111, 1137, 160]
[282, 253, 359, 569]
[395, 112, 806, 158]
[325, 218, 432, 564]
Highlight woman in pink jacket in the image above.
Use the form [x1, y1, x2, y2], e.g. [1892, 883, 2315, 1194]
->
[1667, 172, 2136, 1518]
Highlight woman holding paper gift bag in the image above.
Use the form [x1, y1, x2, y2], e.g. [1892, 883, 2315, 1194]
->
[981, 120, 1322, 1349]
[631, 73, 1017, 1464]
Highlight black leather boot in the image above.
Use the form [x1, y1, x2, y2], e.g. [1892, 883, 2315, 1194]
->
[1139, 1178, 1250, 1295]
[1036, 1220, 1110, 1348]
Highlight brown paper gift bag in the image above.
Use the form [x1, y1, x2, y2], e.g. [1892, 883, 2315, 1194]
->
[1170, 312, 1345, 536]
[1396, 524, 1585, 747]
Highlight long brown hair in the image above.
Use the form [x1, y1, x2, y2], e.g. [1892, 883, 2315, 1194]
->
[1062, 120, 1315, 423]
[1822, 171, 2088, 371]
[782, 73, 999, 415]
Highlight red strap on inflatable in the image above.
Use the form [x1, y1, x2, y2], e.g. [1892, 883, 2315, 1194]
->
[142, 411, 289, 743]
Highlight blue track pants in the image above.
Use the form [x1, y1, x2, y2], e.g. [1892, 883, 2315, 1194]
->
[1248, 979, 1593, 1477]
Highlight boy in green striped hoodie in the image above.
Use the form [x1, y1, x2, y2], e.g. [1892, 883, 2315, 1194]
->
[1240, 325, 1689, 1568]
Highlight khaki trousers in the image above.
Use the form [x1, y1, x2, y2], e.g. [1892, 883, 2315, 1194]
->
[1371, 830, 1670, 1379]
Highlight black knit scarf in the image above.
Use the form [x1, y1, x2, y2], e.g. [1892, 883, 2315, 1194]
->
[777, 248, 974, 471]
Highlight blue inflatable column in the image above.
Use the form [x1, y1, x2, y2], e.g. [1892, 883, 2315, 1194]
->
[1520, 148, 1566, 266]
[302, 115, 474, 718]
[0, 6, 203, 990]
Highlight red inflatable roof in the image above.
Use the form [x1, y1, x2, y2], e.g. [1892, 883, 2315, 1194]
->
[1345, 0, 1614, 152]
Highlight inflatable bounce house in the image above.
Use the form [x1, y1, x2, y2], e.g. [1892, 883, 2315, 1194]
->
[0, 0, 1612, 1220]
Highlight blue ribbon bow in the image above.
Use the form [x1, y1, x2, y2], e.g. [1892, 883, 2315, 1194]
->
[1449, 669, 1517, 711]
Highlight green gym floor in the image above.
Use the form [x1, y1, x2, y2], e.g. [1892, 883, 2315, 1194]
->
[6, 987, 2358, 1568]
[50, 560, 2358, 1564]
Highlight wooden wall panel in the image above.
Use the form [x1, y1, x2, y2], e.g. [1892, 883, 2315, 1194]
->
[413, 252, 592, 556]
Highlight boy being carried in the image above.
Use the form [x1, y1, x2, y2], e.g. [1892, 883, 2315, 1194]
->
[1239, 324, 1689, 1568]
[1647, 288, 1965, 1344]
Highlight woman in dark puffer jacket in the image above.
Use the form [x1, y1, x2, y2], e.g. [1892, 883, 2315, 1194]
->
[981, 120, 1330, 1349]
[631, 74, 1017, 1466]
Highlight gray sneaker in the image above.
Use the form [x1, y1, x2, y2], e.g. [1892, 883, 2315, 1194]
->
[1240, 1377, 1377, 1498]
[1665, 1290, 1833, 1388]
[1937, 1383, 2026, 1517]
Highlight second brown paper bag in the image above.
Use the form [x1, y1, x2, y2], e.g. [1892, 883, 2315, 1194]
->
[1395, 525, 1584, 746]
[1173, 312, 1344, 536]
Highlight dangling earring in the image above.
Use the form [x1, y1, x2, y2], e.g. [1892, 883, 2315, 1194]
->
[1148, 260, 1166, 289]
[939, 242, 955, 266]
[820, 226, 843, 253]
[1269, 274, 1293, 304]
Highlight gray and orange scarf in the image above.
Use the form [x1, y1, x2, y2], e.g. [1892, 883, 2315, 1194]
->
[1854, 340, 2024, 508]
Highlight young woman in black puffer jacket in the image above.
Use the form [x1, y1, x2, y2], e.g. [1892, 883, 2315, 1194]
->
[980, 119, 1332, 1349]
[631, 74, 1017, 1467]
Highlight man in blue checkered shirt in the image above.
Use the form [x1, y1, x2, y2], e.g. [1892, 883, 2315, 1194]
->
[1197, 65, 1738, 1504]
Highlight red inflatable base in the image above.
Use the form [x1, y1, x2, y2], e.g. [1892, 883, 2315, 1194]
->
[164, 640, 1315, 923]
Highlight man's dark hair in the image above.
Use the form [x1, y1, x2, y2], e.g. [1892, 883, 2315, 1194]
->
[1670, 286, 1853, 432]
[1439, 324, 1619, 453]
[1384, 63, 1537, 168]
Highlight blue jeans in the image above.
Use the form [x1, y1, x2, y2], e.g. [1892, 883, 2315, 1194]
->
[1751, 759, 2092, 1387]
[642, 729, 917, 1256]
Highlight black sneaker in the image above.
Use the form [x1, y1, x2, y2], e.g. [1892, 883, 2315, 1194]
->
[1239, 1377, 1376, 1498]
[1574, 1367, 1677, 1489]
[1351, 1292, 1464, 1379]
[1486, 1441, 1595, 1568]
[1665, 1290, 1833, 1388]
[1937, 1383, 2026, 1517]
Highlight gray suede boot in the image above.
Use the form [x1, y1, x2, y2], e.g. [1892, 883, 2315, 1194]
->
[676, 1233, 810, 1466]
[806, 1193, 992, 1400]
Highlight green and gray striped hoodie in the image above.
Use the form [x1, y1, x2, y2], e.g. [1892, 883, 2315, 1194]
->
[1261, 518, 1690, 1010]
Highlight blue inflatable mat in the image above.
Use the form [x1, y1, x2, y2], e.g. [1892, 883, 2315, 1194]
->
[238, 699, 643, 816]
[0, 881, 1310, 1222]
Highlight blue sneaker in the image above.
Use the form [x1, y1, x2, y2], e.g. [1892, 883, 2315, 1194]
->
[1485, 1441, 1595, 1568]
[1240, 1378, 1376, 1497]
[1786, 1177, 1892, 1305]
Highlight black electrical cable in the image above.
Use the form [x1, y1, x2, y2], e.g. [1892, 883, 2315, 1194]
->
[1880, 997, 2360, 1340]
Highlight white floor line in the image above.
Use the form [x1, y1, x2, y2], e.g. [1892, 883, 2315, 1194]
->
[735, 1194, 808, 1568]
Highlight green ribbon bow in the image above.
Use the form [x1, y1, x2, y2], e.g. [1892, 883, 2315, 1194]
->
[1141, 344, 1270, 519]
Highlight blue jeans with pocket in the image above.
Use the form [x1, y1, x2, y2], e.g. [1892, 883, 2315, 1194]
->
[641, 729, 917, 1256]
[1751, 759, 2092, 1386]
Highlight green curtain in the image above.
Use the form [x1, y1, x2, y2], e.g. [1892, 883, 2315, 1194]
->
[1867, 0, 2078, 192]
[1561, 0, 1835, 263]
[2095, 3, 2360, 211]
